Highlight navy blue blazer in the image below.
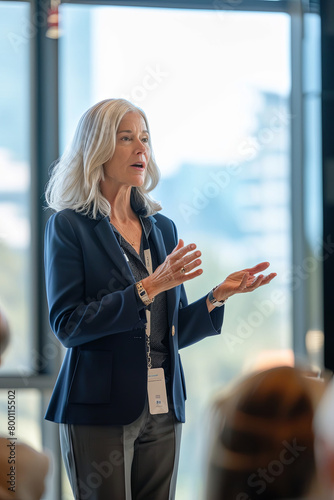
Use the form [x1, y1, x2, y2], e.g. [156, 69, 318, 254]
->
[44, 208, 225, 425]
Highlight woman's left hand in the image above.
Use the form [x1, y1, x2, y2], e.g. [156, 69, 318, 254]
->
[213, 262, 277, 303]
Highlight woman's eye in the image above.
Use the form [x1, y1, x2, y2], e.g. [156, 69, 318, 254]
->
[120, 136, 149, 144]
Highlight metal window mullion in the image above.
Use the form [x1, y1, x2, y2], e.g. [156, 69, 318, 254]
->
[290, 3, 307, 358]
[61, 0, 290, 13]
[0, 376, 56, 389]
[30, 0, 60, 377]
[30, 1, 61, 499]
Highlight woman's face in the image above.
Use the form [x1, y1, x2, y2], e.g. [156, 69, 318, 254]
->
[102, 111, 151, 190]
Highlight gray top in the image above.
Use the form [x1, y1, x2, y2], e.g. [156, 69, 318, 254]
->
[110, 217, 171, 385]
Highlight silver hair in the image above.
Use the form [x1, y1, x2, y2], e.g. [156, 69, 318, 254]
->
[45, 99, 162, 218]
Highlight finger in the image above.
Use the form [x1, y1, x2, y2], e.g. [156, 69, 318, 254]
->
[259, 273, 277, 285]
[238, 272, 249, 291]
[171, 242, 197, 261]
[245, 262, 270, 274]
[242, 274, 262, 291]
[252, 273, 276, 286]
[247, 274, 265, 290]
[171, 239, 184, 254]
[181, 258, 202, 275]
[182, 268, 203, 282]
[182, 250, 202, 267]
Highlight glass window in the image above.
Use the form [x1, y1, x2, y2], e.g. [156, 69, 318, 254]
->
[0, 1, 32, 375]
[303, 13, 323, 368]
[60, 5, 291, 498]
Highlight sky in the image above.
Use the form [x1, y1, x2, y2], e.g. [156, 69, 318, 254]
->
[0, 5, 291, 248]
[90, 7, 290, 174]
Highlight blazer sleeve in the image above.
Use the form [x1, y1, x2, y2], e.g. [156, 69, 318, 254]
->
[166, 219, 225, 349]
[177, 291, 225, 349]
[44, 212, 147, 348]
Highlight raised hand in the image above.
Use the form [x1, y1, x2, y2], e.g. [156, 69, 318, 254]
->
[142, 239, 203, 299]
[212, 262, 277, 303]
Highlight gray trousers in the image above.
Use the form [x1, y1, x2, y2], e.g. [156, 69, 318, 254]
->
[59, 403, 182, 500]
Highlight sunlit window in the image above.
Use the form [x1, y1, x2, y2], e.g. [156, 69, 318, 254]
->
[0, 1, 31, 375]
[60, 5, 291, 498]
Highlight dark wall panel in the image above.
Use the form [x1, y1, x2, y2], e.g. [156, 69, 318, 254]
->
[321, 0, 334, 370]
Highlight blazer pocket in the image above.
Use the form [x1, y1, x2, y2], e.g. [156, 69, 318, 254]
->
[68, 350, 112, 404]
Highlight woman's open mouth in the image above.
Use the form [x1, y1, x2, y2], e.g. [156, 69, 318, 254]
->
[130, 162, 145, 170]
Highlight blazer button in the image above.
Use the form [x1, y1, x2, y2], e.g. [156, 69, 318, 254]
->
[172, 325, 175, 336]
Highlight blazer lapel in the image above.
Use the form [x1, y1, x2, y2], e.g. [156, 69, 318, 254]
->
[150, 217, 178, 327]
[94, 215, 179, 326]
[93, 217, 135, 286]
[149, 218, 168, 264]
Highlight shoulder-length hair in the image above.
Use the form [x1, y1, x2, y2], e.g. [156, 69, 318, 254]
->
[45, 98, 162, 218]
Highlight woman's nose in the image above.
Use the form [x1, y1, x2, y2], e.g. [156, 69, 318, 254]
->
[134, 139, 147, 154]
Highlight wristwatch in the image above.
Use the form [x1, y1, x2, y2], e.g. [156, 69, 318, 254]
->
[136, 281, 154, 306]
[208, 286, 226, 307]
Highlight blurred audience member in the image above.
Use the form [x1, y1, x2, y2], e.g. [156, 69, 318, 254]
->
[0, 306, 50, 500]
[0, 441, 49, 500]
[205, 366, 322, 500]
[314, 376, 334, 500]
[0, 308, 10, 365]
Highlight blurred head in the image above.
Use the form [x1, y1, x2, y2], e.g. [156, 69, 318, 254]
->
[206, 366, 316, 500]
[0, 308, 10, 364]
[45, 98, 161, 218]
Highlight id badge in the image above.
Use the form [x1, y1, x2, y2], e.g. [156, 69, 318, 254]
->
[147, 368, 169, 414]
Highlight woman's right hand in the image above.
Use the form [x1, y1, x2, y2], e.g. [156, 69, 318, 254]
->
[141, 239, 203, 299]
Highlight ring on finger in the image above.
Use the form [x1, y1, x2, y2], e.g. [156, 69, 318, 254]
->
[180, 267, 186, 274]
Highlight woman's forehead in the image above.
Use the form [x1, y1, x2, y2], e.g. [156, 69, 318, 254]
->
[118, 111, 147, 130]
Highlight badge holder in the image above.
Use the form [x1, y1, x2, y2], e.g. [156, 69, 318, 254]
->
[144, 248, 169, 415]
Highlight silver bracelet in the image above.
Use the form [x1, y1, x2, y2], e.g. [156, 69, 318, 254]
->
[208, 287, 226, 308]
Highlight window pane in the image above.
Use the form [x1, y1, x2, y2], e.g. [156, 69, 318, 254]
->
[303, 13, 323, 368]
[0, 2, 32, 375]
[60, 6, 291, 498]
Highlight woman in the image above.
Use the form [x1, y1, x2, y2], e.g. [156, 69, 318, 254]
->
[44, 98, 276, 500]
